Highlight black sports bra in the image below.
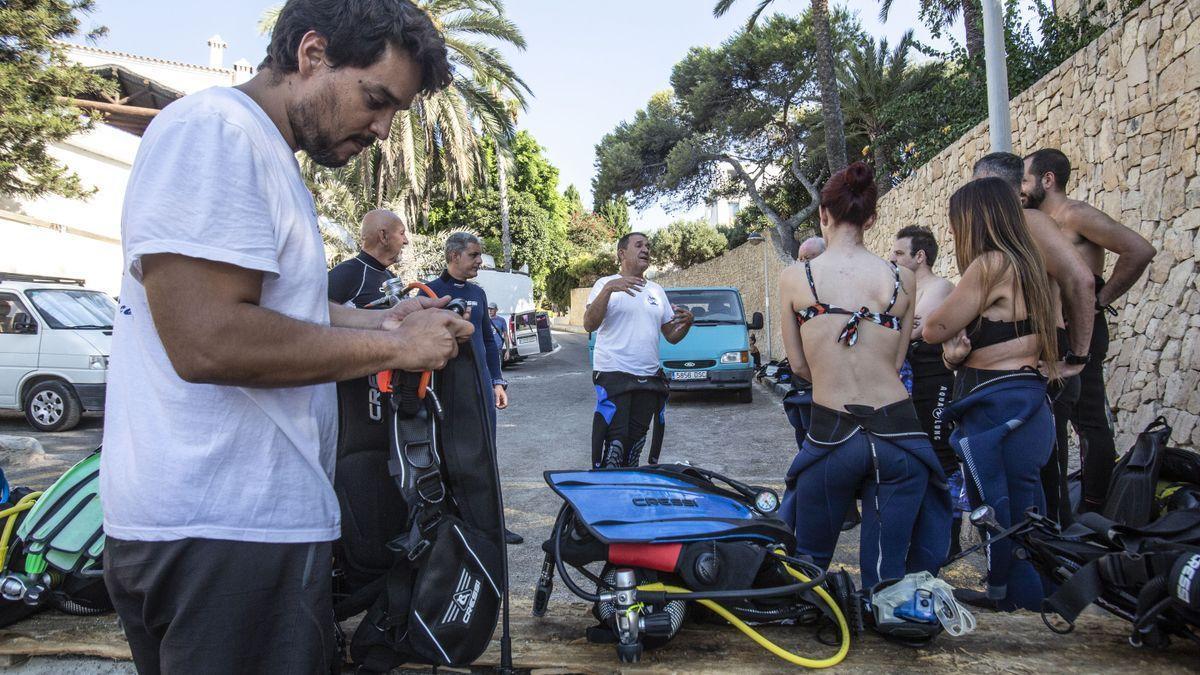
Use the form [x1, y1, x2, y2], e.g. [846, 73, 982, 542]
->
[795, 260, 902, 346]
[966, 315, 1034, 350]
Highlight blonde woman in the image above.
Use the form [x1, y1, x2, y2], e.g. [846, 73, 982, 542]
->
[923, 177, 1058, 612]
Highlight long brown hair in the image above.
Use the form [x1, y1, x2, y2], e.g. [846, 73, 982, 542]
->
[949, 177, 1059, 377]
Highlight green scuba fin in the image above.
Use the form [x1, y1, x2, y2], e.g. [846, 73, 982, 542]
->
[1102, 418, 1170, 527]
[15, 452, 103, 576]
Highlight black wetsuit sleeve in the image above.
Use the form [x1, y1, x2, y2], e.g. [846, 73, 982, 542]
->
[327, 262, 358, 305]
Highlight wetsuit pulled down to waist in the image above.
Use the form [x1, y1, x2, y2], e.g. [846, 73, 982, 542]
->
[908, 340, 956, 475]
[944, 368, 1053, 611]
[781, 399, 951, 588]
[592, 371, 669, 468]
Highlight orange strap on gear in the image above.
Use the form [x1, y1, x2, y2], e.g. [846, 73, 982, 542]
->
[374, 281, 441, 399]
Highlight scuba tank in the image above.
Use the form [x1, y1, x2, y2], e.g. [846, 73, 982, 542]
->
[0, 451, 111, 621]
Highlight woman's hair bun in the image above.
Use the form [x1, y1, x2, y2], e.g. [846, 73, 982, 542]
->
[844, 161, 874, 194]
[819, 161, 878, 227]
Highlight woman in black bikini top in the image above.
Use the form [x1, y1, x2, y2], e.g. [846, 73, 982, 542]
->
[920, 177, 1058, 612]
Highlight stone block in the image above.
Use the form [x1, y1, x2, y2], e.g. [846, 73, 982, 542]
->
[1162, 259, 1196, 306]
[1174, 412, 1198, 444]
[1164, 173, 1188, 220]
[0, 436, 52, 471]
[1165, 371, 1200, 407]
[1127, 44, 1150, 85]
[1163, 221, 1194, 260]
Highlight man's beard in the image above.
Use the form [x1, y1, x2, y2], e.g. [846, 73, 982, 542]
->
[289, 90, 373, 168]
[1022, 183, 1046, 209]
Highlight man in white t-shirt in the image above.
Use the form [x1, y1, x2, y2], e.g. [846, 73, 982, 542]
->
[99, 2, 473, 672]
[584, 233, 693, 467]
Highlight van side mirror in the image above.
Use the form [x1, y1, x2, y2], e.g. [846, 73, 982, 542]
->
[12, 313, 37, 335]
[747, 312, 764, 330]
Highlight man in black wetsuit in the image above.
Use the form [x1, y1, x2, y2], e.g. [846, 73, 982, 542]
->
[426, 232, 522, 544]
[890, 226, 960, 549]
[1023, 148, 1155, 512]
[328, 209, 408, 308]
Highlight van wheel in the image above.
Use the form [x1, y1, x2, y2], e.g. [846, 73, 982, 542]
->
[735, 387, 753, 404]
[24, 381, 82, 432]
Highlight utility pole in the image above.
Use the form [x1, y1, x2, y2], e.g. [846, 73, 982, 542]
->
[981, 0, 1012, 152]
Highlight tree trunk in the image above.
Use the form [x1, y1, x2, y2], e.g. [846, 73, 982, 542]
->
[811, 0, 848, 174]
[496, 138, 513, 271]
[961, 0, 985, 62]
[719, 156, 798, 262]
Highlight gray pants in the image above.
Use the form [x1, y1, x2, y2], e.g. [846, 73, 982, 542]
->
[104, 537, 337, 675]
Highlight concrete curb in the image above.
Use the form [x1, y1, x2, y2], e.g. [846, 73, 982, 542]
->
[756, 374, 791, 399]
[550, 324, 588, 335]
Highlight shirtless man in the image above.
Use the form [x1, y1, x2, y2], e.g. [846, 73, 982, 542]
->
[1023, 148, 1156, 512]
[890, 226, 960, 553]
[972, 152, 1095, 524]
[890, 226, 955, 471]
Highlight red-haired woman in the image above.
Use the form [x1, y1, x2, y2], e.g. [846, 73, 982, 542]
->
[778, 162, 950, 589]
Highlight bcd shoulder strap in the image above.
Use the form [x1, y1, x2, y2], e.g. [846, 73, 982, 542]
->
[386, 372, 448, 563]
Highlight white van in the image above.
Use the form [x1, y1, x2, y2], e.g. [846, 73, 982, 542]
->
[0, 273, 114, 431]
[474, 257, 549, 363]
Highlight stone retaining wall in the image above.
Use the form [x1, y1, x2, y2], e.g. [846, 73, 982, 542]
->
[864, 0, 1199, 451]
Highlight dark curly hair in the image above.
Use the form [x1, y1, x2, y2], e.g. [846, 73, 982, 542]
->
[261, 0, 452, 95]
[895, 225, 939, 266]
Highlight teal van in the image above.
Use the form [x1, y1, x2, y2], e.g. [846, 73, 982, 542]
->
[588, 286, 763, 402]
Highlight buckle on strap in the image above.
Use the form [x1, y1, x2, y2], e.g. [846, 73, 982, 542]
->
[387, 513, 441, 561]
[415, 469, 446, 503]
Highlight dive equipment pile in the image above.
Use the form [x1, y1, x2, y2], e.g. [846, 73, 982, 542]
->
[0, 451, 112, 626]
[533, 463, 861, 666]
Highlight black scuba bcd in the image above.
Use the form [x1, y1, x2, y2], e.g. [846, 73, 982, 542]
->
[333, 340, 507, 671]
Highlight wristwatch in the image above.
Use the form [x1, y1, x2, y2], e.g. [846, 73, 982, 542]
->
[1064, 350, 1091, 366]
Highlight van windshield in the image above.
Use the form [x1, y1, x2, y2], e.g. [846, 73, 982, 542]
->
[665, 289, 743, 324]
[26, 289, 116, 330]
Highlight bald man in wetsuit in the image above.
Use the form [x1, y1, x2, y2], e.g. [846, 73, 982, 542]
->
[328, 209, 409, 308]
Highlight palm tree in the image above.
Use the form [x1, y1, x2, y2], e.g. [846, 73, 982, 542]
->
[714, 0, 848, 173]
[259, 1, 530, 237]
[839, 31, 937, 185]
[878, 0, 983, 60]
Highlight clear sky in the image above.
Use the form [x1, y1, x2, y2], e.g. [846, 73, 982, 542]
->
[71, 0, 963, 229]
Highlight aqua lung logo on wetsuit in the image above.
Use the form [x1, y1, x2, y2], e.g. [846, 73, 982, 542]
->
[441, 567, 481, 626]
[932, 384, 950, 440]
[1176, 554, 1200, 604]
[367, 373, 384, 423]
[632, 496, 699, 507]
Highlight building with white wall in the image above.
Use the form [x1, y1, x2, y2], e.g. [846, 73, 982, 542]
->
[0, 38, 253, 295]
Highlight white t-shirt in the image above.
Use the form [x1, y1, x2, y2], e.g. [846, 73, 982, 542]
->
[100, 87, 339, 544]
[588, 275, 674, 376]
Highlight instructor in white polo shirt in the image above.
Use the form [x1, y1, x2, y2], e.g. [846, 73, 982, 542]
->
[584, 232, 693, 468]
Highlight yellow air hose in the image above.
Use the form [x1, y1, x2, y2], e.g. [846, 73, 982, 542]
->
[0, 492, 42, 567]
[638, 559, 851, 668]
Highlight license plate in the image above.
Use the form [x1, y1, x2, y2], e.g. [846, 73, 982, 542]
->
[672, 370, 707, 381]
[518, 336, 536, 344]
